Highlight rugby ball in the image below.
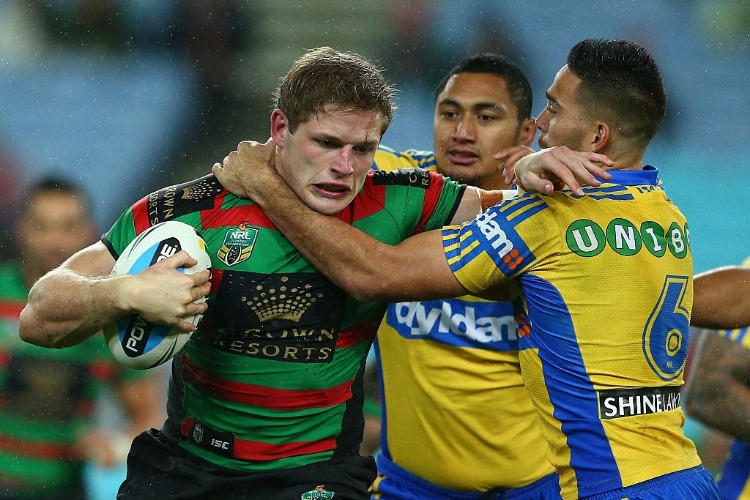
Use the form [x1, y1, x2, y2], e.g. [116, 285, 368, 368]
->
[104, 221, 211, 370]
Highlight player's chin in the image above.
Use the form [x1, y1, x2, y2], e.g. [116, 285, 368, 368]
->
[442, 167, 479, 186]
[306, 194, 353, 215]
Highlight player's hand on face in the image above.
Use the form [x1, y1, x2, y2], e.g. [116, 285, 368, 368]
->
[121, 250, 210, 332]
[495, 146, 535, 185]
[514, 146, 614, 196]
[212, 138, 277, 200]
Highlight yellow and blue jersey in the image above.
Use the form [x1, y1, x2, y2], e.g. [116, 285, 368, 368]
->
[719, 437, 750, 500]
[371, 145, 437, 172]
[372, 147, 557, 493]
[443, 167, 702, 499]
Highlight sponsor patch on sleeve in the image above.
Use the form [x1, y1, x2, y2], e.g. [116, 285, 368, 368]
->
[372, 168, 432, 189]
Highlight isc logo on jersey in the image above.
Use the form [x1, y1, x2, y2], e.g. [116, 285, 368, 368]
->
[387, 299, 518, 350]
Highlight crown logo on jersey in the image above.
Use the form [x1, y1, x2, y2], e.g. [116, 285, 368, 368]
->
[243, 276, 323, 322]
[181, 178, 224, 201]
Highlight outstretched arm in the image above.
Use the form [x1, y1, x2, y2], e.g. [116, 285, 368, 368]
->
[20, 242, 210, 348]
[213, 141, 469, 303]
[212, 141, 617, 301]
[692, 266, 750, 329]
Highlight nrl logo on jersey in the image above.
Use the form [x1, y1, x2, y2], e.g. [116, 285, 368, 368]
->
[217, 223, 258, 266]
[301, 485, 335, 499]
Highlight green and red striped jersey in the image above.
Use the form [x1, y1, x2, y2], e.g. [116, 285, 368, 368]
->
[103, 170, 465, 472]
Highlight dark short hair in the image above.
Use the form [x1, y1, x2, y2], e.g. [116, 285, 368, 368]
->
[567, 39, 667, 147]
[23, 176, 91, 215]
[274, 47, 396, 134]
[434, 53, 533, 121]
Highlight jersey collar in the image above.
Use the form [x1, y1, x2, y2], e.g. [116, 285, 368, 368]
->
[597, 165, 659, 186]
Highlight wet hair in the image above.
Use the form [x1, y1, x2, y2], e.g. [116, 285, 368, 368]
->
[434, 53, 533, 121]
[274, 47, 396, 134]
[23, 176, 91, 216]
[567, 39, 667, 146]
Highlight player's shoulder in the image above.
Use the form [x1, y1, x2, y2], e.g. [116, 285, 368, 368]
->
[368, 165, 438, 190]
[147, 174, 226, 203]
[373, 145, 437, 172]
[137, 174, 228, 222]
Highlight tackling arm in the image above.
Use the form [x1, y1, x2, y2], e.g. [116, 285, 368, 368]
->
[211, 141, 616, 304]
[214, 141, 469, 303]
[692, 266, 750, 329]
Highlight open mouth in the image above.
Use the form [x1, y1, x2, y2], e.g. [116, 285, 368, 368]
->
[446, 150, 479, 165]
[313, 183, 351, 197]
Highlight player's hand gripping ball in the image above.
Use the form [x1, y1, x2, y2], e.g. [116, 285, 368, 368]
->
[104, 221, 211, 369]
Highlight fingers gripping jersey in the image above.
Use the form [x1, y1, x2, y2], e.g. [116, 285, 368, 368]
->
[443, 167, 701, 499]
[103, 172, 464, 473]
[372, 147, 556, 492]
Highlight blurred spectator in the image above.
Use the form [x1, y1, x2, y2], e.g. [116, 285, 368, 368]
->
[0, 1, 46, 63]
[383, 0, 522, 88]
[30, 0, 128, 52]
[0, 143, 22, 262]
[360, 358, 381, 457]
[175, 0, 250, 110]
[0, 176, 164, 499]
[0, 1, 253, 231]
[168, 0, 257, 180]
[27, 0, 251, 118]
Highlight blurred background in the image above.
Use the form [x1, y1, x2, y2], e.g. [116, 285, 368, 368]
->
[0, 0, 747, 495]
[0, 0, 747, 272]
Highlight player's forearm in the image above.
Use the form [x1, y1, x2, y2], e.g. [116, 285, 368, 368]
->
[250, 185, 401, 301]
[690, 388, 750, 441]
[687, 375, 750, 439]
[20, 269, 130, 348]
[217, 140, 384, 289]
[252, 183, 464, 302]
[217, 141, 468, 302]
[685, 333, 750, 440]
[687, 370, 750, 441]
[692, 266, 750, 329]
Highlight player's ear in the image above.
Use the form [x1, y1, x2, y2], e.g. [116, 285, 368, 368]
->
[591, 121, 611, 153]
[270, 109, 288, 148]
[518, 117, 537, 147]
